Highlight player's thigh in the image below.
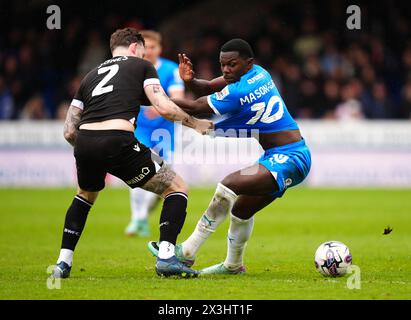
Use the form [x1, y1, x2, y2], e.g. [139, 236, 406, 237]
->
[221, 164, 279, 196]
[107, 134, 165, 190]
[140, 165, 188, 198]
[74, 131, 107, 192]
[105, 133, 187, 197]
[232, 194, 277, 220]
[75, 161, 106, 192]
[258, 148, 310, 197]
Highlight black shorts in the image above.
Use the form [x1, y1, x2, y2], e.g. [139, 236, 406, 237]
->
[74, 129, 163, 192]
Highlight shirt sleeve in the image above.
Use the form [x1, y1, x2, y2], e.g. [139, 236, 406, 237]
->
[143, 61, 160, 88]
[71, 83, 85, 110]
[206, 84, 239, 115]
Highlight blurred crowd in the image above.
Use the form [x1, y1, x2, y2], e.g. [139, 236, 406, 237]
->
[1, 0, 411, 121]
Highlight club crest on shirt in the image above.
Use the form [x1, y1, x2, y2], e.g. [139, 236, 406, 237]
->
[269, 154, 289, 166]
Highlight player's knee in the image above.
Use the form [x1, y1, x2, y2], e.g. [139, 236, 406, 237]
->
[162, 175, 188, 197]
[174, 176, 189, 195]
[231, 205, 254, 220]
[220, 175, 240, 195]
[77, 189, 99, 204]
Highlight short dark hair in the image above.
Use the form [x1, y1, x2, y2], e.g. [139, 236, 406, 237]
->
[221, 38, 254, 58]
[110, 28, 145, 53]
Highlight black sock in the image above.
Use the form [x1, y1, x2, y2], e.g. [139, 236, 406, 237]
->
[159, 192, 188, 245]
[60, 195, 92, 251]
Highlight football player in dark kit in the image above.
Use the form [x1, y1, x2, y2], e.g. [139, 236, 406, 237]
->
[53, 28, 213, 278]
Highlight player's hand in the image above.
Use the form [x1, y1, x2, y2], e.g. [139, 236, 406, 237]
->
[178, 53, 194, 82]
[194, 118, 214, 135]
[144, 106, 161, 119]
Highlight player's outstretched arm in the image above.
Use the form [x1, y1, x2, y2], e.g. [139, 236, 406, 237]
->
[179, 54, 226, 97]
[63, 105, 83, 146]
[171, 96, 214, 116]
[144, 83, 213, 135]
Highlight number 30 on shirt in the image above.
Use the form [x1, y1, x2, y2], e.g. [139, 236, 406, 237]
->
[246, 96, 284, 125]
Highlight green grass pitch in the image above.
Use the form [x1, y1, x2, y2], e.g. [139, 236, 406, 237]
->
[0, 187, 410, 300]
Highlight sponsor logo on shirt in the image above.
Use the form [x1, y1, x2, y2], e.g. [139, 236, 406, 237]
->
[247, 72, 264, 84]
[215, 86, 230, 101]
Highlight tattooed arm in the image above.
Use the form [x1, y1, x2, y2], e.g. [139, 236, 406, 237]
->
[144, 83, 213, 135]
[63, 105, 83, 146]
